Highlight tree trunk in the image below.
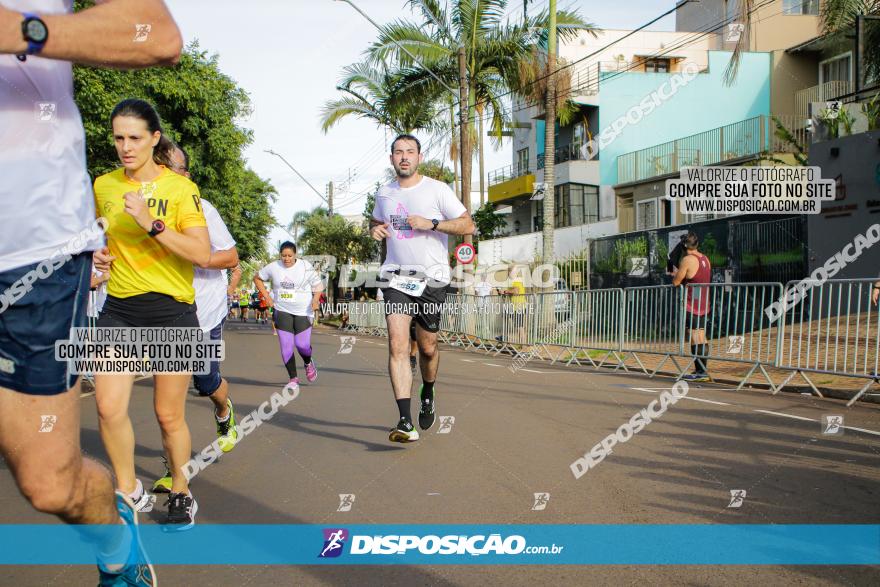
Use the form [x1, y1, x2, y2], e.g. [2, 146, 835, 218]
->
[458, 44, 472, 243]
[479, 109, 486, 207]
[542, 0, 557, 278]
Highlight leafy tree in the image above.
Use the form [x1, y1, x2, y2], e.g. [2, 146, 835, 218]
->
[73, 1, 275, 262]
[473, 203, 507, 241]
[299, 214, 377, 297]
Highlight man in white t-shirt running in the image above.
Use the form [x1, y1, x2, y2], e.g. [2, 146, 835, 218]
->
[151, 142, 242, 493]
[370, 134, 475, 443]
[254, 242, 323, 388]
[0, 2, 181, 585]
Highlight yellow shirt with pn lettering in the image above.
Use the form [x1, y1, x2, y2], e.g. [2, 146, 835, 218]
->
[94, 167, 207, 304]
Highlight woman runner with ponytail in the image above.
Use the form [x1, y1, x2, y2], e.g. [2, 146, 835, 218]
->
[93, 99, 209, 530]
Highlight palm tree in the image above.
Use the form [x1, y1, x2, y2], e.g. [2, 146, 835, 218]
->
[365, 0, 591, 215]
[286, 206, 328, 241]
[319, 60, 439, 134]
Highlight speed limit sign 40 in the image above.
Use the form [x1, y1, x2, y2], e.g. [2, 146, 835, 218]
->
[455, 243, 475, 264]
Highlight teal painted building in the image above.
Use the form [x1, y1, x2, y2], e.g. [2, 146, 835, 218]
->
[598, 51, 771, 187]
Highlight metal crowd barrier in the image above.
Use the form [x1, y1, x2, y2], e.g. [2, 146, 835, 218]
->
[341, 279, 880, 405]
[777, 279, 880, 405]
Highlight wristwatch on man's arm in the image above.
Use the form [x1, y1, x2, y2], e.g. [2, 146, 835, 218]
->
[431, 219, 439, 231]
[17, 13, 48, 62]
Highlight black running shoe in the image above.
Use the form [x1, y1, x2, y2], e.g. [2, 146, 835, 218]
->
[389, 418, 419, 443]
[164, 492, 197, 531]
[418, 384, 436, 431]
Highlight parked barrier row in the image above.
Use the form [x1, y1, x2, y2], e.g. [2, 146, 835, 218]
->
[339, 279, 880, 405]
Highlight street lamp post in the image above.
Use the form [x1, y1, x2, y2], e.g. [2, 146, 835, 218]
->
[265, 148, 333, 214]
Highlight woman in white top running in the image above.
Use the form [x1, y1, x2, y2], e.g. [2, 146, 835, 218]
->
[254, 241, 323, 387]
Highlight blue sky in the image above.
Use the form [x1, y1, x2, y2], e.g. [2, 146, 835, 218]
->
[163, 1, 676, 247]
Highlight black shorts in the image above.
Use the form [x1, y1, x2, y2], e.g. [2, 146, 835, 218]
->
[274, 310, 312, 334]
[97, 293, 199, 328]
[684, 311, 709, 333]
[381, 284, 449, 333]
[0, 252, 91, 395]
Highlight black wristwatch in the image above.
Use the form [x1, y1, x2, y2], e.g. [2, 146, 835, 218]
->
[17, 13, 49, 62]
[431, 219, 440, 231]
[148, 219, 166, 237]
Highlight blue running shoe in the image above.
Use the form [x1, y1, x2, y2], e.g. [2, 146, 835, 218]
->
[97, 491, 156, 586]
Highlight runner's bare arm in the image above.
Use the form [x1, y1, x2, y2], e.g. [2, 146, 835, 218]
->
[122, 191, 210, 265]
[228, 265, 242, 293]
[0, 0, 181, 67]
[407, 212, 475, 236]
[198, 247, 239, 270]
[672, 255, 696, 286]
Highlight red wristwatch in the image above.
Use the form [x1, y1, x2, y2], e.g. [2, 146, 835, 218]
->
[148, 219, 166, 237]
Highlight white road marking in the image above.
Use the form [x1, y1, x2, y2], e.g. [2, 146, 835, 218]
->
[843, 426, 880, 437]
[753, 410, 815, 422]
[753, 410, 880, 437]
[681, 396, 731, 406]
[461, 359, 475, 363]
[520, 368, 548, 374]
[484, 363, 503, 367]
[631, 387, 660, 394]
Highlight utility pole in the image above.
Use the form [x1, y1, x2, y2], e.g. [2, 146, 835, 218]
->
[328, 181, 334, 215]
[541, 0, 557, 275]
[458, 44, 472, 247]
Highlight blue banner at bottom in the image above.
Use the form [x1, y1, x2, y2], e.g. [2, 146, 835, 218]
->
[0, 525, 878, 565]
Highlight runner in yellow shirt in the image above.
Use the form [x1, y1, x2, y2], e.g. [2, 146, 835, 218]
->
[93, 99, 209, 531]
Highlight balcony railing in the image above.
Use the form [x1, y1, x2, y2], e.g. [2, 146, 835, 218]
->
[536, 141, 597, 169]
[795, 80, 853, 117]
[616, 115, 809, 185]
[488, 161, 531, 186]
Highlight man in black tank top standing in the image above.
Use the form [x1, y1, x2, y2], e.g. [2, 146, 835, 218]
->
[672, 232, 712, 382]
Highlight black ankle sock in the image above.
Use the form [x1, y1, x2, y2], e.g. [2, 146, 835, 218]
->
[396, 398, 411, 422]
[422, 381, 435, 402]
[698, 344, 709, 373]
[303, 356, 312, 365]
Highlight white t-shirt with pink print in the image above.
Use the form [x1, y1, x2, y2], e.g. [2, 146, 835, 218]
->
[371, 176, 466, 285]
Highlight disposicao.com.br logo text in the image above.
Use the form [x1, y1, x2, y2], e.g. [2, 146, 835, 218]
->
[318, 530, 564, 557]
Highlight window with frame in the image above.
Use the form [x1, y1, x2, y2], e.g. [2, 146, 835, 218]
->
[635, 199, 658, 231]
[820, 53, 852, 84]
[553, 183, 600, 228]
[644, 58, 670, 73]
[783, 0, 819, 15]
[516, 148, 529, 175]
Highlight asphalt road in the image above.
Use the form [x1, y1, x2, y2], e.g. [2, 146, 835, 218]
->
[2, 319, 880, 586]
